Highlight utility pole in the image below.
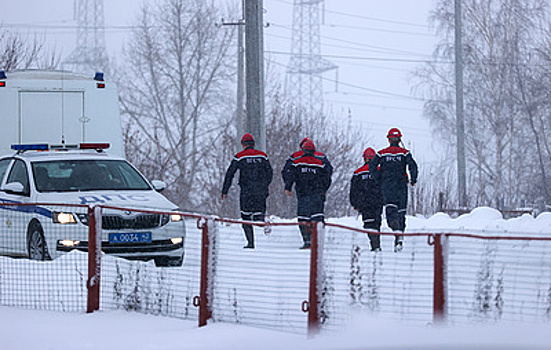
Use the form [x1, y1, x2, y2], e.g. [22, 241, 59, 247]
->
[220, 0, 245, 150]
[244, 0, 266, 151]
[455, 0, 467, 208]
[236, 16, 245, 149]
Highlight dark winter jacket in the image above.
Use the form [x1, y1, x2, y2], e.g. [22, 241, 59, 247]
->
[222, 147, 273, 197]
[284, 152, 332, 198]
[281, 149, 333, 185]
[369, 145, 418, 185]
[349, 163, 382, 211]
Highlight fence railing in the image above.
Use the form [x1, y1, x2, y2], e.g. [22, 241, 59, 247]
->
[1, 202, 551, 336]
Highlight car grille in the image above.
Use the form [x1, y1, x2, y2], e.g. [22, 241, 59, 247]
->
[101, 214, 164, 230]
[77, 212, 170, 229]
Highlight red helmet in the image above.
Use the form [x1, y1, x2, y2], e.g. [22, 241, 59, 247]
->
[387, 128, 402, 139]
[299, 137, 312, 148]
[241, 133, 255, 144]
[302, 139, 316, 151]
[363, 147, 376, 160]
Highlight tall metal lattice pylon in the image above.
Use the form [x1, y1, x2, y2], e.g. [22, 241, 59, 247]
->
[64, 0, 109, 74]
[286, 0, 337, 119]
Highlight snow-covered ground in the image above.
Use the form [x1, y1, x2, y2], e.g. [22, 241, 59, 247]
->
[1, 207, 551, 349]
[2, 305, 551, 350]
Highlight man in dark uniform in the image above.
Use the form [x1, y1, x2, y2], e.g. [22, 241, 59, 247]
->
[284, 140, 332, 249]
[281, 137, 333, 186]
[222, 133, 273, 249]
[369, 128, 418, 252]
[350, 147, 383, 251]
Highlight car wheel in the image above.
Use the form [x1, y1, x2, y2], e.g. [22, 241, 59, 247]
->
[28, 223, 50, 261]
[154, 254, 183, 267]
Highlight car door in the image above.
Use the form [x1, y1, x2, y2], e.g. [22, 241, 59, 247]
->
[2, 159, 32, 256]
[0, 158, 14, 255]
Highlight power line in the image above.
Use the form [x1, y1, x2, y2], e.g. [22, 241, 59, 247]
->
[270, 23, 432, 57]
[266, 49, 449, 65]
[271, 0, 429, 29]
[322, 22, 434, 37]
[1, 22, 141, 31]
[268, 58, 425, 101]
[325, 99, 421, 111]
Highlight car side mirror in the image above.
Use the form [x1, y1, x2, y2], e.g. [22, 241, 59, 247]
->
[4, 182, 27, 196]
[151, 180, 166, 192]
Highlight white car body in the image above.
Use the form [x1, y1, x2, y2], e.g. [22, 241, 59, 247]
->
[0, 146, 185, 267]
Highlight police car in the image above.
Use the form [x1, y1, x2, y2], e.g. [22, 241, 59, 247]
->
[0, 143, 185, 267]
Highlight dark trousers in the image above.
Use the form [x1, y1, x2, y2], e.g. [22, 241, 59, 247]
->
[240, 192, 267, 247]
[297, 194, 325, 245]
[361, 206, 382, 250]
[382, 183, 408, 232]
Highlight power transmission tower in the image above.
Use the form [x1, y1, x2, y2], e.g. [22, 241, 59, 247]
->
[64, 0, 109, 75]
[286, 0, 337, 120]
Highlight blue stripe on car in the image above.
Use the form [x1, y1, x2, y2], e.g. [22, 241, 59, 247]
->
[0, 199, 52, 218]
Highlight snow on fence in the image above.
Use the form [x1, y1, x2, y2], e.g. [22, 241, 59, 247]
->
[1, 203, 551, 336]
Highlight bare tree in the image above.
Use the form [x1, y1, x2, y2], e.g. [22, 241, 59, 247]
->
[119, 0, 236, 211]
[262, 92, 368, 218]
[415, 0, 550, 210]
[0, 27, 60, 71]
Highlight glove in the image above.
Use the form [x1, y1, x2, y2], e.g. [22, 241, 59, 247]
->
[410, 181, 416, 186]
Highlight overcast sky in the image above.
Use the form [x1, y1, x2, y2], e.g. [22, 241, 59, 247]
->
[1, 0, 440, 162]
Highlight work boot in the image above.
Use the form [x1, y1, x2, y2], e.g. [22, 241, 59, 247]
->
[367, 232, 381, 252]
[394, 235, 404, 252]
[243, 225, 255, 249]
[299, 224, 311, 249]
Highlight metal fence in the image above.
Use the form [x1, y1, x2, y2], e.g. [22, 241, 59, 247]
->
[1, 202, 551, 336]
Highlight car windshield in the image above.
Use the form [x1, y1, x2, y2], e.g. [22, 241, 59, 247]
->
[32, 159, 152, 192]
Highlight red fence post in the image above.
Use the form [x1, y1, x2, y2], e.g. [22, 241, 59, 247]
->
[307, 222, 321, 336]
[87, 205, 102, 313]
[433, 233, 446, 323]
[198, 218, 212, 327]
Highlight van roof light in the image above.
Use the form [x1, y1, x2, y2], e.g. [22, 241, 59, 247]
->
[50, 144, 79, 151]
[94, 72, 104, 81]
[80, 143, 110, 150]
[11, 144, 49, 151]
[0, 70, 6, 80]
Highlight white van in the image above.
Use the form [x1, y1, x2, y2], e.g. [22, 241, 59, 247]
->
[0, 69, 124, 157]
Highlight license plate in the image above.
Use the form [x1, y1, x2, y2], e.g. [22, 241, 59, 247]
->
[109, 232, 152, 244]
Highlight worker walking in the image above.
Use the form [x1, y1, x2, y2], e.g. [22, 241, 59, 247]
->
[284, 139, 332, 249]
[222, 133, 273, 249]
[369, 128, 418, 252]
[350, 147, 383, 251]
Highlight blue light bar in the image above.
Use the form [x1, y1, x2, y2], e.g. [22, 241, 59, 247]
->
[94, 72, 104, 81]
[11, 144, 49, 151]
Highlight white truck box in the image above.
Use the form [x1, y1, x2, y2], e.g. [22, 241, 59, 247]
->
[0, 69, 123, 156]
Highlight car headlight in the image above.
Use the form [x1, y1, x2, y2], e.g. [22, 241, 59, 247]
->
[170, 237, 183, 244]
[171, 213, 182, 222]
[52, 212, 77, 224]
[59, 240, 81, 247]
